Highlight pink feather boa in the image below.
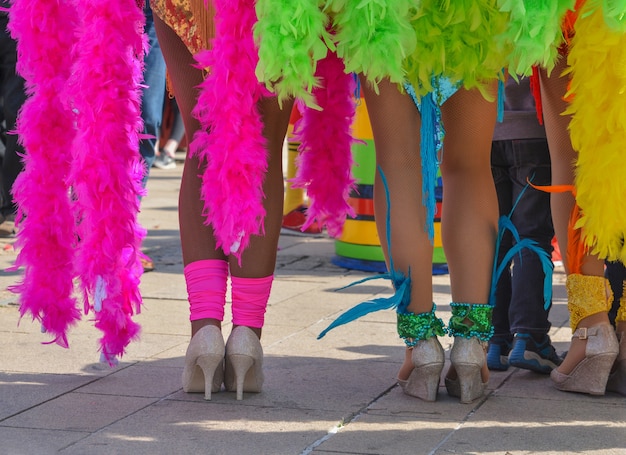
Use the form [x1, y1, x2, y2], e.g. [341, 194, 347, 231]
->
[8, 0, 81, 348]
[9, 0, 145, 361]
[69, 0, 145, 363]
[292, 52, 356, 237]
[191, 0, 268, 263]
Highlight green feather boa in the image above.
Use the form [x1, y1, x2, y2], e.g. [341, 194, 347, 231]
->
[327, 0, 416, 90]
[254, 0, 332, 107]
[404, 0, 509, 100]
[498, 0, 576, 77]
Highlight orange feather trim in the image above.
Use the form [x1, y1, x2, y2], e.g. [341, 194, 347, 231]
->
[528, 181, 586, 274]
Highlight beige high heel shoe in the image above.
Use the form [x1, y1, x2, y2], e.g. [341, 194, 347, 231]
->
[444, 302, 492, 403]
[445, 337, 488, 403]
[182, 325, 225, 400]
[224, 326, 264, 400]
[550, 324, 619, 395]
[606, 330, 626, 395]
[398, 336, 445, 402]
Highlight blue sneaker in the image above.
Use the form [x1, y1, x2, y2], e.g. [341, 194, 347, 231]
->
[487, 338, 512, 371]
[508, 333, 561, 374]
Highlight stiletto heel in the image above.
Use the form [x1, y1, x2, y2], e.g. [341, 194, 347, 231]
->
[606, 331, 626, 395]
[397, 337, 445, 402]
[396, 305, 447, 401]
[227, 354, 255, 401]
[551, 324, 619, 395]
[182, 325, 225, 400]
[445, 337, 488, 403]
[445, 302, 493, 403]
[225, 326, 264, 400]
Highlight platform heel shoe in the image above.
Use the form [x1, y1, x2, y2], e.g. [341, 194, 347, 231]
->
[225, 326, 264, 400]
[445, 303, 493, 403]
[396, 305, 446, 402]
[551, 325, 619, 395]
[551, 274, 619, 395]
[182, 325, 225, 400]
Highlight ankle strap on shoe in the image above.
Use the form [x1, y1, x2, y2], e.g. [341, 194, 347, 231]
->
[447, 302, 494, 342]
[397, 304, 445, 347]
[572, 325, 607, 340]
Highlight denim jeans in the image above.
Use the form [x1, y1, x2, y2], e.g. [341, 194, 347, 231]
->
[491, 138, 554, 339]
[140, 1, 166, 188]
[0, 16, 26, 217]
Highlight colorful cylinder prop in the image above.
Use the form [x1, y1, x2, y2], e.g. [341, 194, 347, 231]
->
[332, 99, 447, 273]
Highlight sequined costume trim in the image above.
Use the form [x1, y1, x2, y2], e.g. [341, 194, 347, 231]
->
[151, 0, 214, 55]
[566, 274, 613, 331]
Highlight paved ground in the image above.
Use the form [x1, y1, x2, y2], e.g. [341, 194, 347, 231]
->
[0, 160, 624, 455]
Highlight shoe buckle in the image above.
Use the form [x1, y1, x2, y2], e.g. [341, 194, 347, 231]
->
[577, 327, 588, 340]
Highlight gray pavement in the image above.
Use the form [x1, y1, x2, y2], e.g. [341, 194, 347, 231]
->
[0, 160, 624, 455]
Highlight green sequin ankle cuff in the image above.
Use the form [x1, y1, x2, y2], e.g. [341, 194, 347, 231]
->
[397, 305, 445, 347]
[447, 302, 494, 342]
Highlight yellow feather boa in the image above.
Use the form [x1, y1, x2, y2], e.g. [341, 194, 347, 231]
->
[565, 3, 626, 263]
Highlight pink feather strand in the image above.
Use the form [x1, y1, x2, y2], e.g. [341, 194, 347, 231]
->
[68, 0, 145, 362]
[292, 52, 357, 237]
[8, 0, 81, 348]
[191, 0, 268, 264]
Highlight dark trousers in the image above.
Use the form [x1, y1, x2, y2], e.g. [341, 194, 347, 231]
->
[491, 138, 554, 340]
[606, 261, 625, 326]
[0, 15, 26, 217]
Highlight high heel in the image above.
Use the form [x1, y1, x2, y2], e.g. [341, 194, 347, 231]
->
[182, 325, 225, 400]
[445, 302, 493, 403]
[445, 337, 488, 403]
[606, 331, 626, 395]
[550, 324, 619, 395]
[224, 326, 264, 400]
[396, 305, 446, 401]
[398, 337, 445, 401]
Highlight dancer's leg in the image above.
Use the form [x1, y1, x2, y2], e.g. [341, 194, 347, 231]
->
[154, 15, 227, 336]
[539, 59, 611, 377]
[229, 95, 294, 338]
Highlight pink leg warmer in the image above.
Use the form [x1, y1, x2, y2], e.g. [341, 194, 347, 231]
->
[231, 275, 273, 329]
[184, 259, 228, 322]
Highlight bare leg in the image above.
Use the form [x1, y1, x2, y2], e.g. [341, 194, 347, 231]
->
[361, 79, 432, 382]
[229, 95, 294, 338]
[361, 78, 433, 314]
[440, 86, 499, 384]
[440, 86, 499, 305]
[539, 59, 610, 375]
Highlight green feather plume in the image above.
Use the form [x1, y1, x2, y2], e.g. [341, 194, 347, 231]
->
[326, 0, 416, 91]
[405, 0, 509, 100]
[254, 0, 333, 107]
[498, 0, 576, 77]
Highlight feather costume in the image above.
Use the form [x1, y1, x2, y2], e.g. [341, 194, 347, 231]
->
[328, 0, 416, 90]
[404, 0, 509, 100]
[497, 0, 576, 77]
